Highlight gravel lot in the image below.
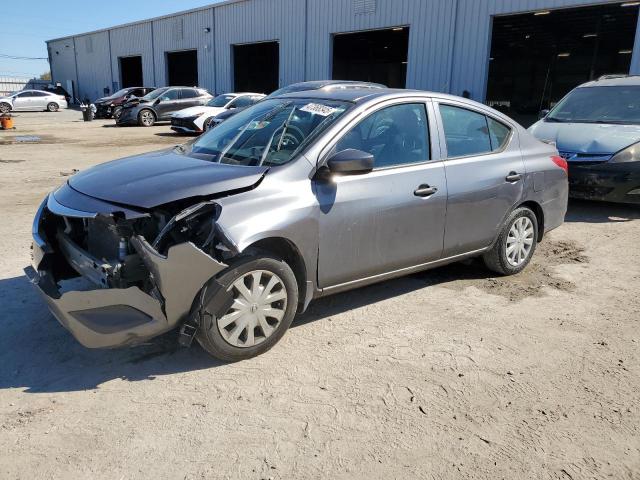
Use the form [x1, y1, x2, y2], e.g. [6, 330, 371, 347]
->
[0, 110, 639, 479]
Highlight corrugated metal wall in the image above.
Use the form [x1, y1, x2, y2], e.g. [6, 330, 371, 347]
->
[74, 31, 112, 101]
[214, 0, 306, 93]
[47, 0, 640, 102]
[109, 22, 155, 89]
[305, 0, 457, 92]
[152, 8, 216, 91]
[47, 39, 77, 98]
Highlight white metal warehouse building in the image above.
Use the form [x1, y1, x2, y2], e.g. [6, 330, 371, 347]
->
[47, 0, 640, 116]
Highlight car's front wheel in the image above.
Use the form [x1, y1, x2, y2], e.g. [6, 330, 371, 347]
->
[46, 102, 59, 112]
[0, 103, 11, 114]
[196, 254, 298, 362]
[112, 106, 123, 120]
[483, 206, 538, 275]
[138, 109, 155, 127]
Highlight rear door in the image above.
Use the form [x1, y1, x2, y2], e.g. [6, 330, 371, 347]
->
[434, 101, 525, 257]
[316, 99, 447, 288]
[155, 88, 182, 119]
[180, 88, 206, 108]
[31, 91, 50, 109]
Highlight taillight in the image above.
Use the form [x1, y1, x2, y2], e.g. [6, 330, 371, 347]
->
[551, 155, 568, 174]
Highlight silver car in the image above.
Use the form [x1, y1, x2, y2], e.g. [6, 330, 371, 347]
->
[27, 89, 568, 361]
[0, 89, 68, 113]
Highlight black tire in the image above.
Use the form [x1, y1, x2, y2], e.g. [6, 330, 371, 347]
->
[112, 106, 123, 120]
[483, 207, 538, 276]
[196, 254, 298, 362]
[137, 109, 156, 127]
[46, 102, 59, 112]
[0, 103, 11, 114]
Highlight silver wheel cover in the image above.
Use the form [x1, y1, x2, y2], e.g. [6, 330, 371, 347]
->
[216, 270, 287, 348]
[140, 111, 153, 125]
[505, 216, 534, 267]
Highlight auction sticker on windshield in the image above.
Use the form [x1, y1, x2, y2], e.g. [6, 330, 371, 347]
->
[299, 103, 339, 117]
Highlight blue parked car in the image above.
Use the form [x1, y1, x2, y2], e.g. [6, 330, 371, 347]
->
[529, 75, 640, 204]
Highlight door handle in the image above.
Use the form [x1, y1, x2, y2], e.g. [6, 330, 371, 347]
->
[505, 172, 522, 183]
[414, 184, 438, 197]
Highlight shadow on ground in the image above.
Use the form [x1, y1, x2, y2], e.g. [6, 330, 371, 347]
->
[1, 200, 635, 393]
[565, 199, 640, 223]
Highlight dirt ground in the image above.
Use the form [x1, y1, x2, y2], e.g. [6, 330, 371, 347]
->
[0, 110, 639, 480]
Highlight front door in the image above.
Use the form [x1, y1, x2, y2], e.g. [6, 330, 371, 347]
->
[12, 92, 32, 110]
[435, 102, 525, 256]
[316, 101, 447, 288]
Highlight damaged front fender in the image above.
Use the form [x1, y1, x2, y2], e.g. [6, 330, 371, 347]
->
[27, 230, 227, 348]
[130, 236, 227, 323]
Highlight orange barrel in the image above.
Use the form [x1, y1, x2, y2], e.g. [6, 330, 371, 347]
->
[0, 116, 13, 129]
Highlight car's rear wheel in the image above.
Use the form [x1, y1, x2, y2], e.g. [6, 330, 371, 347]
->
[112, 106, 123, 120]
[483, 207, 538, 276]
[196, 254, 298, 362]
[138, 109, 155, 127]
[46, 102, 59, 112]
[0, 103, 12, 114]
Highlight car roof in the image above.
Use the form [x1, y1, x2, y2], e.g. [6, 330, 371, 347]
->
[578, 75, 640, 88]
[277, 87, 473, 104]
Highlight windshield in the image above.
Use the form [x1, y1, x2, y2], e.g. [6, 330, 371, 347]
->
[188, 98, 350, 167]
[547, 86, 640, 124]
[207, 94, 235, 107]
[141, 88, 169, 101]
[110, 88, 130, 98]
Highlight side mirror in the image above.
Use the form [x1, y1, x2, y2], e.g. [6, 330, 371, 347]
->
[227, 104, 236, 110]
[539, 109, 550, 120]
[327, 149, 374, 175]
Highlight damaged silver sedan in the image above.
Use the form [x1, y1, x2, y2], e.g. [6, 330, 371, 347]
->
[27, 89, 568, 361]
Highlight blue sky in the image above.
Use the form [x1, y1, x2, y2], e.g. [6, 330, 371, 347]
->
[0, 0, 222, 78]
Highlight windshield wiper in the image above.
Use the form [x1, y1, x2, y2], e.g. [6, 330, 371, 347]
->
[545, 117, 566, 123]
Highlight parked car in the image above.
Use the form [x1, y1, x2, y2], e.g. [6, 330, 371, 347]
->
[171, 92, 265, 133]
[94, 87, 155, 119]
[27, 89, 567, 361]
[207, 80, 386, 130]
[116, 87, 212, 127]
[529, 75, 640, 204]
[0, 90, 67, 113]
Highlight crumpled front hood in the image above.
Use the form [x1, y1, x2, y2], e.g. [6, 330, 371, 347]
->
[68, 149, 268, 209]
[172, 106, 224, 118]
[529, 120, 640, 154]
[95, 95, 124, 104]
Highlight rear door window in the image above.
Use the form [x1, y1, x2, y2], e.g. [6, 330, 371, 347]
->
[439, 104, 512, 157]
[180, 89, 199, 99]
[439, 105, 491, 158]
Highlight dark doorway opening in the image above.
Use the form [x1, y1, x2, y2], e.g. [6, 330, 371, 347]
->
[166, 50, 198, 86]
[119, 56, 143, 88]
[487, 3, 639, 126]
[233, 42, 279, 94]
[332, 27, 409, 88]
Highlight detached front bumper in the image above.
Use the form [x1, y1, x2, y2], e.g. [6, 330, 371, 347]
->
[26, 194, 227, 349]
[569, 162, 640, 204]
